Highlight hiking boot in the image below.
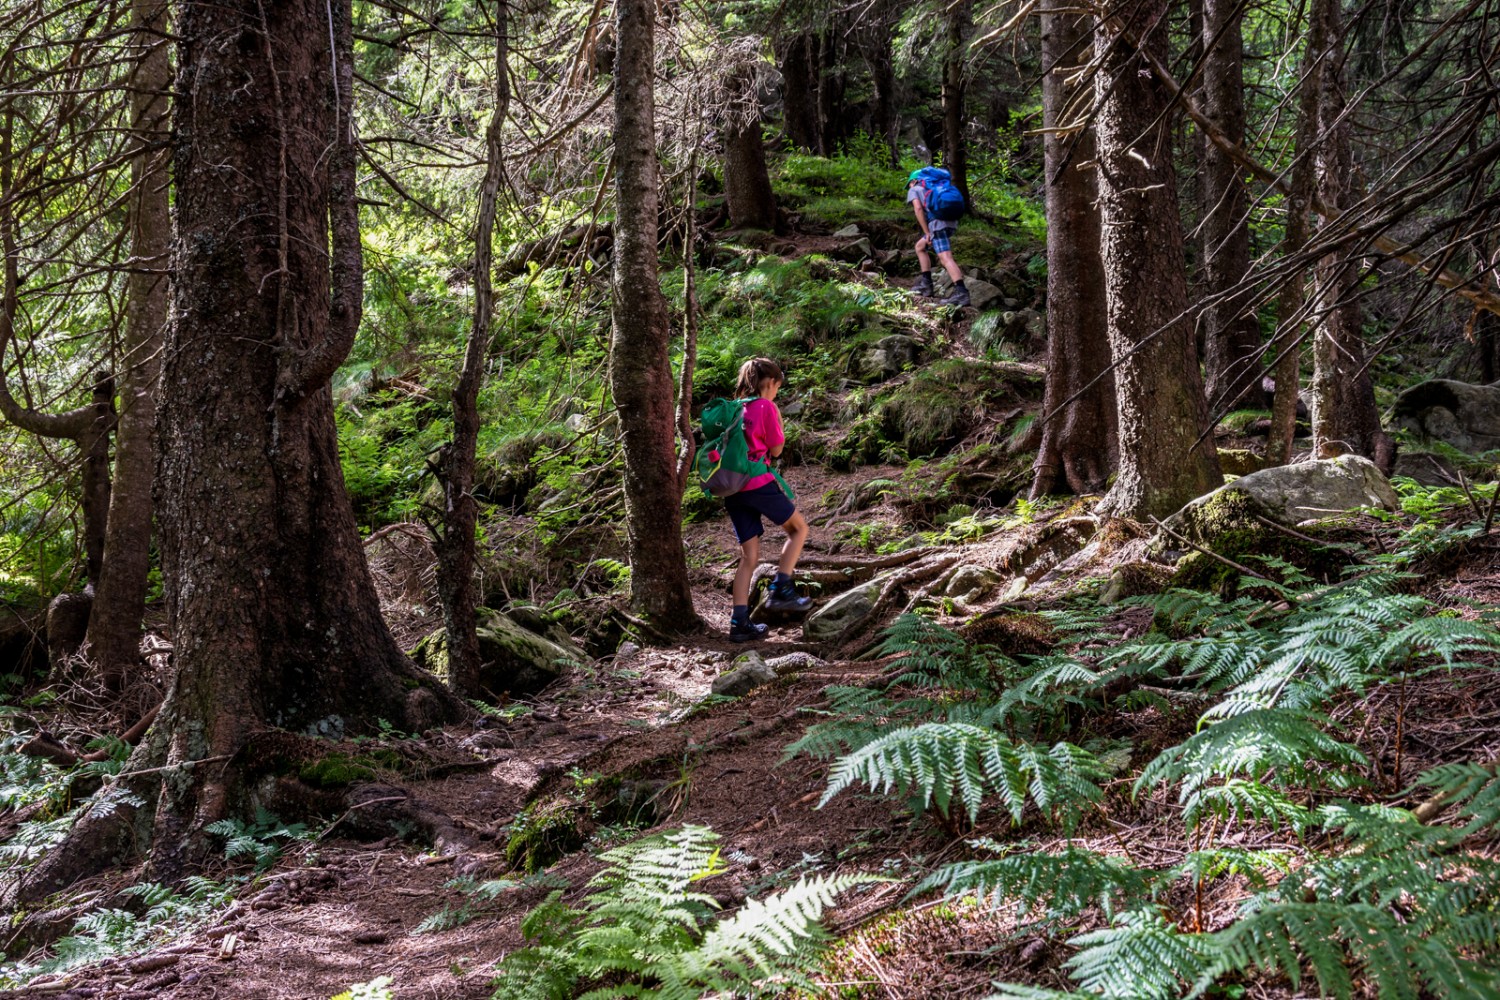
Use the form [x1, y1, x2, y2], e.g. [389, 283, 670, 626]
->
[728, 618, 769, 643]
[911, 274, 935, 297]
[941, 283, 971, 308]
[764, 586, 812, 613]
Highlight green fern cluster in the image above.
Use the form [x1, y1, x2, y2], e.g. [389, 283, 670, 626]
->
[490, 825, 879, 1000]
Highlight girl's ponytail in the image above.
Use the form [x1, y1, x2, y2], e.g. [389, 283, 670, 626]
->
[735, 357, 784, 398]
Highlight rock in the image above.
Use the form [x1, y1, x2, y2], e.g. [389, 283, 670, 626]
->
[615, 640, 641, 659]
[942, 564, 1005, 603]
[1393, 380, 1500, 453]
[564, 412, 590, 433]
[1100, 562, 1174, 605]
[765, 651, 825, 674]
[1392, 450, 1458, 486]
[965, 278, 1003, 311]
[410, 609, 585, 697]
[781, 399, 806, 417]
[857, 334, 922, 382]
[46, 591, 91, 665]
[1167, 455, 1398, 532]
[507, 604, 577, 649]
[1217, 448, 1264, 477]
[833, 223, 863, 238]
[712, 651, 777, 697]
[803, 574, 888, 643]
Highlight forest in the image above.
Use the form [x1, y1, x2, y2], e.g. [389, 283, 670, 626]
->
[0, 0, 1499, 996]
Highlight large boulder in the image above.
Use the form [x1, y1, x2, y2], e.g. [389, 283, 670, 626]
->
[411, 609, 584, 697]
[1393, 380, 1500, 454]
[856, 334, 922, 382]
[1167, 454, 1399, 535]
[803, 574, 888, 643]
[965, 278, 1004, 311]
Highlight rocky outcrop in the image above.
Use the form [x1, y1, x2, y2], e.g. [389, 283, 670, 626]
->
[1166, 455, 1399, 534]
[857, 334, 922, 382]
[1393, 380, 1500, 454]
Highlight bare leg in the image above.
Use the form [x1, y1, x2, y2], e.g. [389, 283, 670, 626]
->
[777, 511, 808, 576]
[915, 236, 933, 273]
[732, 535, 760, 607]
[937, 248, 964, 285]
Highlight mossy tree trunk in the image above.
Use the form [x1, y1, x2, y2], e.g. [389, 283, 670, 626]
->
[433, 2, 509, 699]
[1032, 9, 1114, 498]
[611, 0, 699, 627]
[6, 0, 462, 908]
[1093, 0, 1222, 519]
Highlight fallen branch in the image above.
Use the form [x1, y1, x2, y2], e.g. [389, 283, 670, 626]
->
[1149, 517, 1274, 583]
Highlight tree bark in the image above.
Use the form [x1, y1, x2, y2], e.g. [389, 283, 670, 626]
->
[1308, 0, 1391, 465]
[941, 1, 971, 199]
[89, 0, 171, 688]
[433, 2, 508, 700]
[779, 35, 820, 152]
[8, 0, 463, 906]
[1200, 0, 1267, 414]
[862, 13, 899, 166]
[1032, 9, 1115, 498]
[722, 66, 776, 230]
[611, 0, 698, 627]
[1094, 0, 1222, 519]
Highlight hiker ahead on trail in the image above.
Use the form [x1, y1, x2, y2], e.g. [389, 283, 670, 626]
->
[907, 167, 970, 307]
[693, 358, 812, 642]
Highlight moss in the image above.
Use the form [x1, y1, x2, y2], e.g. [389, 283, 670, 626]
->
[1168, 488, 1349, 597]
[960, 611, 1056, 656]
[505, 798, 590, 873]
[1217, 448, 1264, 477]
[297, 749, 404, 788]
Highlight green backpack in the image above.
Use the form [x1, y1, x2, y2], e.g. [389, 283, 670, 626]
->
[694, 398, 794, 499]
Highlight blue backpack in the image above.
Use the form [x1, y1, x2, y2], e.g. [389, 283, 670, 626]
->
[914, 166, 967, 222]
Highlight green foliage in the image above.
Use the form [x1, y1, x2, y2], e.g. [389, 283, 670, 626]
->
[330, 976, 397, 1000]
[490, 825, 879, 1000]
[0, 878, 237, 987]
[205, 808, 315, 872]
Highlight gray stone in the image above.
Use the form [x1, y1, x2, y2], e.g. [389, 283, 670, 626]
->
[1392, 451, 1459, 487]
[564, 412, 589, 433]
[803, 574, 888, 642]
[857, 334, 922, 381]
[966, 278, 1003, 311]
[765, 651, 826, 674]
[833, 223, 863, 238]
[712, 651, 777, 697]
[942, 564, 1005, 602]
[615, 640, 641, 659]
[1167, 455, 1399, 531]
[1393, 380, 1500, 454]
[411, 609, 585, 697]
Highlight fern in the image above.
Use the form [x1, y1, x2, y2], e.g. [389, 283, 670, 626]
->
[914, 842, 1155, 924]
[1412, 760, 1500, 833]
[490, 825, 880, 1000]
[821, 723, 1106, 828]
[1063, 910, 1214, 1000]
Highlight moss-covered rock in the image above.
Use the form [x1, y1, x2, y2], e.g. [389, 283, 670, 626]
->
[1165, 488, 1349, 596]
[410, 608, 585, 698]
[1217, 448, 1264, 477]
[505, 798, 590, 873]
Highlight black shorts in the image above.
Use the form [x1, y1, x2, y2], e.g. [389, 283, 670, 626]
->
[724, 481, 796, 544]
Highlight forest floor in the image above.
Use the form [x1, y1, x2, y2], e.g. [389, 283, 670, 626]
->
[7, 228, 1500, 1000]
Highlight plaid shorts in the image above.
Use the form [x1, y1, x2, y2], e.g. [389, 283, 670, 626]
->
[928, 227, 954, 255]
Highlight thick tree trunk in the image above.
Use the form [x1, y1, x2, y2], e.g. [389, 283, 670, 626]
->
[723, 80, 776, 231]
[941, 1, 971, 198]
[1032, 10, 1115, 498]
[780, 35, 820, 152]
[433, 3, 508, 700]
[1200, 0, 1266, 414]
[89, 0, 171, 688]
[1309, 0, 1390, 465]
[1094, 0, 1222, 519]
[8, 0, 463, 906]
[1266, 0, 1330, 467]
[78, 376, 115, 589]
[863, 20, 899, 166]
[611, 0, 698, 627]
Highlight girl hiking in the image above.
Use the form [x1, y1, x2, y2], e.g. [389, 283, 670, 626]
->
[723, 357, 811, 642]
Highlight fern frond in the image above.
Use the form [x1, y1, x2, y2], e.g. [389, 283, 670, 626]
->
[822, 723, 1106, 827]
[1065, 909, 1214, 1000]
[915, 843, 1154, 923]
[1413, 760, 1500, 833]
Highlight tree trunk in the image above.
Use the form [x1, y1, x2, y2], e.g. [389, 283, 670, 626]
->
[78, 376, 115, 589]
[1094, 0, 1222, 519]
[1309, 0, 1390, 465]
[941, 1, 971, 198]
[433, 2, 508, 700]
[779, 35, 820, 152]
[814, 32, 846, 156]
[9, 0, 463, 906]
[1200, 0, 1266, 415]
[1265, 0, 1330, 467]
[89, 0, 171, 688]
[611, 0, 698, 627]
[1032, 10, 1115, 498]
[723, 67, 776, 231]
[863, 20, 899, 166]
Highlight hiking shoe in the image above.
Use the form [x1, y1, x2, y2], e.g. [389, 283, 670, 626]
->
[941, 284, 971, 307]
[728, 618, 769, 643]
[764, 588, 812, 613]
[911, 274, 934, 297]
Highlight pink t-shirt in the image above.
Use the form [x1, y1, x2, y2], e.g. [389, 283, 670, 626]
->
[741, 398, 784, 491]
